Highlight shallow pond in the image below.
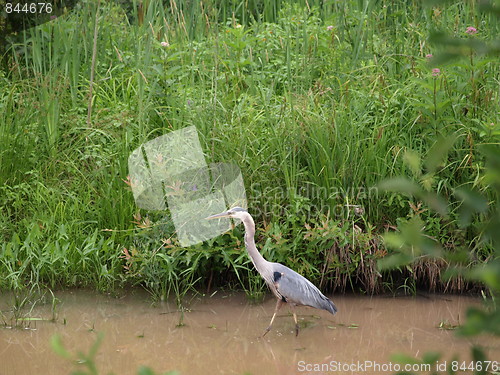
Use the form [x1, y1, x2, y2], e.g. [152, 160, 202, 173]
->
[0, 290, 498, 374]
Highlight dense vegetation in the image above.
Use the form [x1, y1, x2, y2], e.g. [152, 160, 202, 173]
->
[0, 0, 498, 301]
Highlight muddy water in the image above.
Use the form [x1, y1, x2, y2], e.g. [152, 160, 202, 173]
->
[0, 291, 498, 375]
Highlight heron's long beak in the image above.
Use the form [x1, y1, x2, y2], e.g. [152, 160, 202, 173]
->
[205, 211, 231, 220]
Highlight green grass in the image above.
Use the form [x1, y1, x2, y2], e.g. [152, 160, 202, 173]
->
[0, 0, 498, 299]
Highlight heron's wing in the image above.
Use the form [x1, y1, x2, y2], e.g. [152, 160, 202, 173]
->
[272, 263, 337, 315]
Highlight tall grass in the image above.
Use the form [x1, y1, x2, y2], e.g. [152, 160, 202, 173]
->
[0, 0, 498, 299]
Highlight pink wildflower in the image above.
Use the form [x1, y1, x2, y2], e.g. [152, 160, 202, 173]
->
[432, 68, 441, 77]
[465, 26, 477, 35]
[160, 41, 170, 47]
[426, 54, 433, 59]
[326, 25, 334, 31]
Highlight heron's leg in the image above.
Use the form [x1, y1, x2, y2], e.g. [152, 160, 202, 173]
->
[289, 305, 300, 337]
[262, 299, 283, 337]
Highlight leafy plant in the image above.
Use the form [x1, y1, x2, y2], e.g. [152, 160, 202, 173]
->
[379, 141, 499, 373]
[0, 0, 498, 299]
[51, 333, 179, 375]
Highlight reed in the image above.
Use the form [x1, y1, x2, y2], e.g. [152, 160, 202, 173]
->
[0, 0, 498, 299]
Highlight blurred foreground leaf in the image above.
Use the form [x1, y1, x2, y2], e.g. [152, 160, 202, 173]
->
[424, 133, 459, 174]
[50, 334, 71, 360]
[454, 188, 489, 228]
[458, 308, 500, 336]
[378, 178, 422, 196]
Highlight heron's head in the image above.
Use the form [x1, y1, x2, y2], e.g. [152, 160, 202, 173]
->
[205, 206, 248, 221]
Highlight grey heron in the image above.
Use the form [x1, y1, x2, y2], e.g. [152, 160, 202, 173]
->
[206, 207, 337, 336]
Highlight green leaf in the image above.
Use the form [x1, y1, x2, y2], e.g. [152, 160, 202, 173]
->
[420, 191, 448, 216]
[424, 133, 458, 174]
[50, 334, 71, 359]
[403, 150, 421, 177]
[377, 252, 413, 270]
[88, 332, 104, 359]
[383, 232, 406, 249]
[455, 188, 489, 212]
[391, 353, 420, 365]
[454, 188, 489, 227]
[378, 178, 422, 195]
[471, 346, 488, 375]
[468, 263, 500, 291]
[458, 307, 500, 336]
[422, 351, 441, 364]
[137, 367, 156, 375]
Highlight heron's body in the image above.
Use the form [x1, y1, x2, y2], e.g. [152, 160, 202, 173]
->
[266, 262, 337, 314]
[207, 207, 337, 336]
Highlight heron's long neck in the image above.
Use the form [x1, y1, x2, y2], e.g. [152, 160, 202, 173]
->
[241, 214, 268, 273]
